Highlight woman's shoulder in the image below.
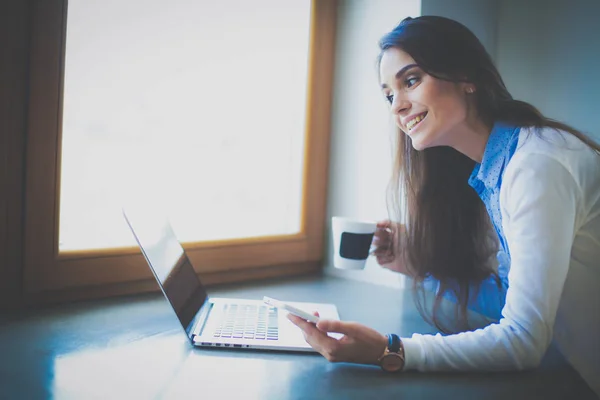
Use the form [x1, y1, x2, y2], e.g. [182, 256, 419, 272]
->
[516, 125, 594, 155]
[502, 126, 600, 215]
[511, 126, 600, 180]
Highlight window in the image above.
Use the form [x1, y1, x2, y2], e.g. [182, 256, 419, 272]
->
[24, 0, 337, 300]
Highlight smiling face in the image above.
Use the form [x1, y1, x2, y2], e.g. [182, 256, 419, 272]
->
[379, 47, 475, 151]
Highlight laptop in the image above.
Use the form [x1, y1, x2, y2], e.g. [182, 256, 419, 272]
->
[122, 209, 340, 352]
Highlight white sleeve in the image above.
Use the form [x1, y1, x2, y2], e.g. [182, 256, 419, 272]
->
[402, 153, 581, 371]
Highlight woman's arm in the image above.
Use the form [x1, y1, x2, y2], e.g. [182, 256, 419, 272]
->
[402, 153, 581, 371]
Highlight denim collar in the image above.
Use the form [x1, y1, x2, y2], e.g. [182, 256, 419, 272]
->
[468, 122, 521, 193]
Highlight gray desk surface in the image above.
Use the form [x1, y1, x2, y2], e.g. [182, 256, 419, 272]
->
[0, 274, 597, 399]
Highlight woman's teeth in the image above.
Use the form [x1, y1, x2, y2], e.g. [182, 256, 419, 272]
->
[407, 113, 427, 131]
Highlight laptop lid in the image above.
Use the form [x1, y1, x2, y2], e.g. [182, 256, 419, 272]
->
[122, 209, 209, 341]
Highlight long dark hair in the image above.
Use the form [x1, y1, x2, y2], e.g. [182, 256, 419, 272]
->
[378, 16, 600, 333]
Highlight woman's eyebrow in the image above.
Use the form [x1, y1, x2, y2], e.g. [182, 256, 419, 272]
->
[381, 63, 419, 89]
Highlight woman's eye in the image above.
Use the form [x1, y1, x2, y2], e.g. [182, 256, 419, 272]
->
[385, 94, 394, 104]
[405, 76, 419, 88]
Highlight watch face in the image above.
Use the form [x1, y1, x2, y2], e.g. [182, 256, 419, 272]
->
[381, 354, 404, 372]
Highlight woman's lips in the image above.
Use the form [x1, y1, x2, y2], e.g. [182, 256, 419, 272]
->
[405, 112, 428, 134]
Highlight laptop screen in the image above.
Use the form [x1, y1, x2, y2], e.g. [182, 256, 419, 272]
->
[123, 210, 208, 336]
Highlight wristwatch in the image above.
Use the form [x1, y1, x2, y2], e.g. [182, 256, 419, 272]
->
[378, 333, 405, 372]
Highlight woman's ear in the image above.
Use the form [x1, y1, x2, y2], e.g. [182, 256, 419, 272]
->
[458, 78, 475, 94]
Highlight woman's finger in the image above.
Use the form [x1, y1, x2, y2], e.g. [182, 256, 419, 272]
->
[376, 220, 391, 229]
[374, 225, 392, 236]
[288, 314, 340, 353]
[316, 320, 362, 336]
[372, 233, 390, 245]
[287, 313, 317, 331]
[377, 256, 395, 266]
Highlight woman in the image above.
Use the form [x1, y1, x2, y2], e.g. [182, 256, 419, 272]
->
[288, 15, 600, 379]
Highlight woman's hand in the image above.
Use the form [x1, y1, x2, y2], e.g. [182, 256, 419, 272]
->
[372, 220, 413, 276]
[287, 313, 387, 365]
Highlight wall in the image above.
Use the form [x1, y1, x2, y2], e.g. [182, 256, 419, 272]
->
[496, 0, 600, 141]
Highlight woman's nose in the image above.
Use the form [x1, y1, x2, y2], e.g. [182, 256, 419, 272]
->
[391, 96, 410, 115]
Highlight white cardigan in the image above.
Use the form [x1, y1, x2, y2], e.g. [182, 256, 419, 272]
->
[401, 127, 600, 395]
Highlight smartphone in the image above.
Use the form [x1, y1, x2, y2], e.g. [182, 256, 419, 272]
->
[263, 296, 320, 324]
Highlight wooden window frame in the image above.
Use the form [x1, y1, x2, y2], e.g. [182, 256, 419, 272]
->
[1, 0, 31, 310]
[23, 0, 337, 303]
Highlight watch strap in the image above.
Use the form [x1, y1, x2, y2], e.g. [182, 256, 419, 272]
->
[388, 333, 401, 353]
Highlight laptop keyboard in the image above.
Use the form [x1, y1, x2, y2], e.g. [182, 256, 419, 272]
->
[213, 304, 278, 341]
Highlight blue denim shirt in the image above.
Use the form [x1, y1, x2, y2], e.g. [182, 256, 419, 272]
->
[423, 122, 521, 320]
